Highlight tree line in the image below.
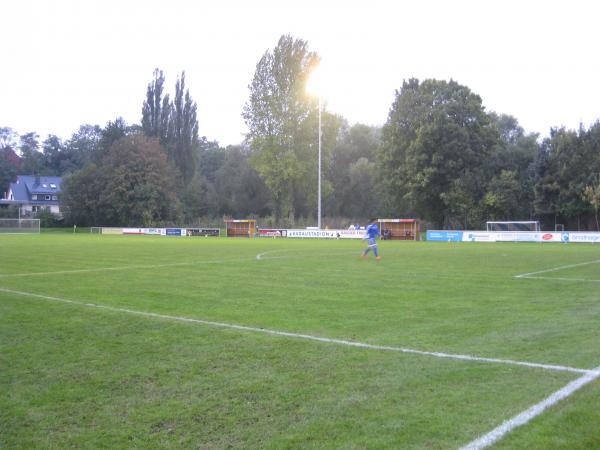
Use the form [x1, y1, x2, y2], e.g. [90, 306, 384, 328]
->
[1, 34, 599, 230]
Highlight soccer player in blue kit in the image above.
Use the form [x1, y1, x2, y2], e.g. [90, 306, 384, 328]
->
[361, 218, 381, 261]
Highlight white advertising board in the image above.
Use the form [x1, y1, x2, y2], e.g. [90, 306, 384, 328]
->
[456, 231, 597, 243]
[286, 229, 364, 239]
[566, 232, 600, 243]
[462, 232, 496, 242]
[122, 228, 145, 234]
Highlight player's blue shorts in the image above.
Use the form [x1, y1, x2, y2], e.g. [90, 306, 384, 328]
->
[367, 237, 377, 247]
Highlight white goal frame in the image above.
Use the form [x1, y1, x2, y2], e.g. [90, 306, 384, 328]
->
[0, 218, 41, 234]
[486, 221, 540, 232]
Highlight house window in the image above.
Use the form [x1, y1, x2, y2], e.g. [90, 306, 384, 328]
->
[52, 195, 57, 201]
[45, 195, 51, 200]
[32, 194, 37, 200]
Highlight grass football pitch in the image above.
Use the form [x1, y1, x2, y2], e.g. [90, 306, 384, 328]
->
[1, 234, 599, 449]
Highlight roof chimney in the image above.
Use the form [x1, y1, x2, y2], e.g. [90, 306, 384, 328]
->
[35, 175, 40, 186]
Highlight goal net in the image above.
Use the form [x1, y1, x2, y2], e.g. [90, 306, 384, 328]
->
[486, 221, 540, 232]
[0, 219, 41, 234]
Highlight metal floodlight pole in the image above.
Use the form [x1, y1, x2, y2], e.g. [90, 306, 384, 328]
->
[318, 95, 322, 230]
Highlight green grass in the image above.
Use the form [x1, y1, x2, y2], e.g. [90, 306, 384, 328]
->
[1, 235, 599, 449]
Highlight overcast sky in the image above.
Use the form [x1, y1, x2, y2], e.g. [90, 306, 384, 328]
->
[1, 0, 599, 147]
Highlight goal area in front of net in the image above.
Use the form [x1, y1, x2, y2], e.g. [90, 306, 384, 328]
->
[0, 218, 41, 234]
[486, 221, 540, 232]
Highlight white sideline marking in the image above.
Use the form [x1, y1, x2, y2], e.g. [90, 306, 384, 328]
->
[460, 366, 600, 450]
[0, 249, 349, 277]
[515, 259, 600, 279]
[0, 257, 252, 278]
[0, 286, 592, 376]
[516, 276, 600, 283]
[255, 250, 289, 260]
[256, 250, 360, 261]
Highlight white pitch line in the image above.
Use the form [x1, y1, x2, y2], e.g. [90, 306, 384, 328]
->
[256, 250, 361, 261]
[0, 257, 253, 278]
[255, 250, 289, 260]
[516, 276, 600, 283]
[460, 365, 600, 450]
[0, 249, 344, 277]
[515, 259, 600, 279]
[0, 286, 593, 376]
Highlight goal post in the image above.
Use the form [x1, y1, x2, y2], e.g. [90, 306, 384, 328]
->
[0, 218, 41, 234]
[486, 221, 540, 232]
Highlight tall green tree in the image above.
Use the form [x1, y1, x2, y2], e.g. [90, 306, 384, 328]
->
[0, 149, 19, 195]
[20, 126, 104, 177]
[0, 128, 20, 193]
[243, 34, 332, 224]
[141, 69, 169, 142]
[378, 78, 499, 227]
[62, 125, 102, 173]
[344, 157, 378, 218]
[182, 174, 218, 222]
[61, 163, 103, 226]
[534, 128, 582, 226]
[141, 69, 198, 185]
[166, 72, 198, 184]
[214, 145, 272, 217]
[100, 135, 183, 226]
[19, 132, 46, 175]
[535, 122, 600, 229]
[485, 113, 538, 221]
[483, 170, 523, 220]
[0, 127, 18, 151]
[582, 174, 600, 231]
[98, 117, 138, 162]
[62, 134, 183, 227]
[41, 135, 66, 175]
[196, 138, 226, 185]
[327, 123, 381, 219]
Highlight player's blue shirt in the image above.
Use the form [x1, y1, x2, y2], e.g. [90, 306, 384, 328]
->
[365, 223, 380, 240]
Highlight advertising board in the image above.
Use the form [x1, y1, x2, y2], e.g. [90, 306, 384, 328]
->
[463, 232, 496, 242]
[287, 229, 340, 238]
[427, 230, 599, 243]
[101, 227, 124, 235]
[258, 229, 287, 237]
[284, 229, 365, 239]
[567, 232, 600, 243]
[337, 230, 366, 239]
[185, 228, 220, 237]
[426, 231, 464, 242]
[122, 228, 145, 234]
[494, 232, 539, 242]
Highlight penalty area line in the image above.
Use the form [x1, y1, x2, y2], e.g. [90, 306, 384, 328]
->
[515, 259, 600, 279]
[0, 286, 593, 376]
[460, 365, 600, 450]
